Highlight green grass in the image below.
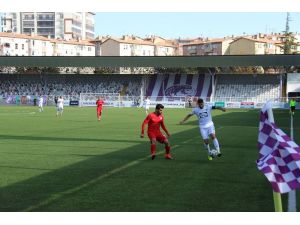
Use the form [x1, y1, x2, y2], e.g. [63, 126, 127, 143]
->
[0, 106, 299, 212]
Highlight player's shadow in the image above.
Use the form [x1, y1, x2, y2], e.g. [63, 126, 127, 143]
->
[0, 134, 144, 144]
[0, 109, 276, 212]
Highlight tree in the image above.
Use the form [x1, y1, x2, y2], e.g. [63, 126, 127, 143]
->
[282, 13, 297, 54]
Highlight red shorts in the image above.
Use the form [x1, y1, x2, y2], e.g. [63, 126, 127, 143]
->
[148, 132, 167, 143]
[97, 108, 102, 115]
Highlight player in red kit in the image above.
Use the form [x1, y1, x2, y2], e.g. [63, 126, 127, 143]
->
[96, 97, 104, 121]
[140, 104, 172, 160]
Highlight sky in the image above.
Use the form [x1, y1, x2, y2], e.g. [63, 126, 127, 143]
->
[0, 10, 300, 39]
[95, 12, 300, 39]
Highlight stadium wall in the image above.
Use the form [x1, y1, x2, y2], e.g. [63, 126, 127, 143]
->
[287, 73, 300, 95]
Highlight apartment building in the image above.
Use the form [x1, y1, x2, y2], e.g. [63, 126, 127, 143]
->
[173, 37, 203, 55]
[264, 33, 300, 44]
[144, 36, 178, 56]
[95, 35, 177, 73]
[1, 12, 95, 40]
[97, 36, 154, 73]
[182, 38, 234, 56]
[92, 35, 110, 56]
[99, 36, 154, 56]
[0, 32, 95, 56]
[228, 36, 283, 55]
[0, 32, 53, 56]
[97, 35, 177, 56]
[53, 39, 95, 56]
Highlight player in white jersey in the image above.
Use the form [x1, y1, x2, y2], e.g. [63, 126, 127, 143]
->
[56, 96, 64, 117]
[180, 98, 226, 160]
[38, 96, 44, 112]
[144, 97, 151, 115]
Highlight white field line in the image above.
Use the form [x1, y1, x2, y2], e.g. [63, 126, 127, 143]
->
[22, 125, 258, 211]
[23, 144, 179, 212]
[0, 111, 36, 115]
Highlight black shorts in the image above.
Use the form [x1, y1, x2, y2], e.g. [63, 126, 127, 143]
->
[291, 106, 296, 111]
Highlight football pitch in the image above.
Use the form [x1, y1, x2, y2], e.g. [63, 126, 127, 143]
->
[0, 106, 299, 212]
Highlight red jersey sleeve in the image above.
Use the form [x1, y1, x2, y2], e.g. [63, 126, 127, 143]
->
[160, 116, 169, 135]
[141, 114, 151, 135]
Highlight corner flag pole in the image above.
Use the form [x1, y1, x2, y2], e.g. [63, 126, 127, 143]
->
[267, 105, 283, 212]
[288, 113, 297, 212]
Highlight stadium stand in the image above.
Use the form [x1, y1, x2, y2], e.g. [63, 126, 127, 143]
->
[214, 74, 281, 102]
[0, 73, 283, 106]
[0, 74, 142, 101]
[146, 74, 212, 101]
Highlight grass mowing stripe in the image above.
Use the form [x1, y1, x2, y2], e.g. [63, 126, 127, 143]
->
[23, 145, 180, 212]
[0, 107, 297, 211]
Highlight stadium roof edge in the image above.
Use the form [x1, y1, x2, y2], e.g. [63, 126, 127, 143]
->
[0, 55, 300, 67]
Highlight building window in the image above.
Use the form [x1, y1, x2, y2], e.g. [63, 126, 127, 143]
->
[23, 21, 35, 27]
[37, 21, 55, 27]
[37, 28, 55, 35]
[23, 28, 35, 33]
[187, 46, 197, 54]
[22, 44, 24, 50]
[15, 43, 18, 49]
[23, 13, 34, 20]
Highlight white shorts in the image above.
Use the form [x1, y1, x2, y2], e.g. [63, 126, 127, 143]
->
[145, 106, 150, 110]
[57, 106, 63, 112]
[199, 124, 215, 140]
[39, 104, 43, 107]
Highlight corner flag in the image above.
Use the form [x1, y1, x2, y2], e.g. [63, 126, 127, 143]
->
[257, 102, 300, 194]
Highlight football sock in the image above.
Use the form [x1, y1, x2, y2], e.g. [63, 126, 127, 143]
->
[205, 144, 211, 154]
[213, 138, 220, 152]
[151, 144, 156, 156]
[165, 145, 171, 154]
